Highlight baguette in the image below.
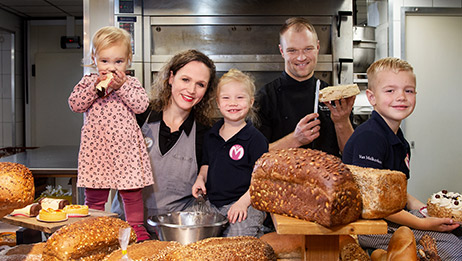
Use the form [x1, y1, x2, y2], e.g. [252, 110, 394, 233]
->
[387, 226, 418, 261]
[319, 84, 360, 102]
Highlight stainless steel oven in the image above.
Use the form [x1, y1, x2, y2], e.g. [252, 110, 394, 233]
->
[113, 0, 354, 94]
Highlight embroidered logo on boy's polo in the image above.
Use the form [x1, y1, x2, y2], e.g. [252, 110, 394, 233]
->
[229, 144, 244, 160]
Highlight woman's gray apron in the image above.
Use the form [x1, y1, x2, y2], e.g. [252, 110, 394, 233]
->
[111, 118, 198, 219]
[141, 120, 197, 217]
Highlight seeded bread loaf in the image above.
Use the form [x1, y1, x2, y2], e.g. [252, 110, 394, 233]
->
[250, 148, 362, 227]
[165, 236, 277, 260]
[42, 217, 136, 261]
[0, 162, 35, 218]
[346, 165, 407, 219]
[103, 240, 182, 261]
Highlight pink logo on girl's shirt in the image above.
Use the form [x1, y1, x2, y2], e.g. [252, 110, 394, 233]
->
[229, 144, 244, 160]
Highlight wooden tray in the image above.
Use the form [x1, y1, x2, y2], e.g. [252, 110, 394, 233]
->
[1, 209, 118, 234]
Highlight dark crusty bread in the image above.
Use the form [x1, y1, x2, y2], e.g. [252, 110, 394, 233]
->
[346, 165, 407, 219]
[2, 242, 45, 261]
[103, 240, 182, 261]
[0, 162, 35, 218]
[165, 236, 277, 260]
[250, 148, 362, 227]
[42, 217, 137, 260]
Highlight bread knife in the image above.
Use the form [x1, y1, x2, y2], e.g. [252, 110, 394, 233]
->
[314, 79, 320, 116]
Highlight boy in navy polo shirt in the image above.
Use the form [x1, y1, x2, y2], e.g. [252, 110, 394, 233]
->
[343, 57, 461, 259]
[192, 69, 268, 237]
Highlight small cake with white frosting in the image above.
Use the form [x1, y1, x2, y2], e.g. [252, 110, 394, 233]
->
[427, 190, 462, 222]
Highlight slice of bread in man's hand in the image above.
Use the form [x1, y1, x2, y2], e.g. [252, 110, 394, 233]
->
[319, 84, 360, 102]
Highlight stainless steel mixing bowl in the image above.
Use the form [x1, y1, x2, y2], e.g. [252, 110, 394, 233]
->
[147, 211, 228, 245]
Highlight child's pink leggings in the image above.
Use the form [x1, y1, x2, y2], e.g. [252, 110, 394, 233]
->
[84, 188, 144, 227]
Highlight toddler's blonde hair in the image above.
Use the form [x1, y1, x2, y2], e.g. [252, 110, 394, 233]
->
[89, 26, 132, 67]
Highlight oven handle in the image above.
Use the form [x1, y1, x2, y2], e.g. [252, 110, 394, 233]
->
[336, 11, 353, 37]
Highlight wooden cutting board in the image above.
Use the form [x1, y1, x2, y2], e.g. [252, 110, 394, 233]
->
[1, 209, 117, 234]
[272, 213, 387, 235]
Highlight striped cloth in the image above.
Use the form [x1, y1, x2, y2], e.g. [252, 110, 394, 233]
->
[359, 210, 462, 260]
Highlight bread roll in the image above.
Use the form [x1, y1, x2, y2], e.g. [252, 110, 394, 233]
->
[319, 84, 360, 102]
[250, 148, 362, 227]
[387, 226, 417, 261]
[371, 248, 387, 261]
[165, 236, 277, 260]
[0, 162, 35, 218]
[347, 165, 407, 219]
[103, 240, 182, 261]
[42, 216, 136, 260]
[260, 232, 304, 259]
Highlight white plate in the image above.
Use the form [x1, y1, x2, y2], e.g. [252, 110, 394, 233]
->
[67, 213, 90, 218]
[419, 206, 428, 217]
[36, 214, 68, 223]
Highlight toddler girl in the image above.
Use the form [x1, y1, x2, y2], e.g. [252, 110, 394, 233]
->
[68, 26, 153, 241]
[192, 68, 268, 237]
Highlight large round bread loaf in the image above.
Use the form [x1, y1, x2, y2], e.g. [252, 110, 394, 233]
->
[165, 236, 277, 260]
[103, 240, 182, 260]
[42, 217, 136, 260]
[250, 148, 362, 227]
[0, 162, 35, 218]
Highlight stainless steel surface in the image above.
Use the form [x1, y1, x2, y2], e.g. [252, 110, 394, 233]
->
[143, 0, 351, 16]
[147, 211, 228, 245]
[141, 0, 354, 87]
[353, 25, 376, 42]
[353, 25, 376, 73]
[0, 146, 80, 203]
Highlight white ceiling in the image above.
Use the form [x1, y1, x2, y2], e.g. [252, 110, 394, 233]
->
[0, 0, 83, 19]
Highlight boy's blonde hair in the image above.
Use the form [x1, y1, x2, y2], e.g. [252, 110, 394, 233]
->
[216, 68, 259, 125]
[367, 57, 415, 90]
[90, 26, 132, 67]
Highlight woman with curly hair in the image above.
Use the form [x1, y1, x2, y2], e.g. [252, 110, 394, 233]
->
[112, 49, 218, 220]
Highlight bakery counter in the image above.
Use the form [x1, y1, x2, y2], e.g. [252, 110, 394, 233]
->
[271, 213, 387, 261]
[1, 209, 117, 234]
[0, 145, 80, 203]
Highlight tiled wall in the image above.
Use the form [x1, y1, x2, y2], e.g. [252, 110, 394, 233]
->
[0, 10, 24, 149]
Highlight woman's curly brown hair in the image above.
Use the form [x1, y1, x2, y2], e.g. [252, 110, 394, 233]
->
[149, 49, 217, 126]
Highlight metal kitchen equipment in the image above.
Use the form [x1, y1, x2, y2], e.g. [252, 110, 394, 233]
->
[107, 0, 355, 91]
[353, 25, 376, 73]
[147, 211, 228, 245]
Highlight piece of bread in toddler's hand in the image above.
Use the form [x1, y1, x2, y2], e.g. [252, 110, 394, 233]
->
[319, 84, 360, 102]
[96, 72, 114, 92]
